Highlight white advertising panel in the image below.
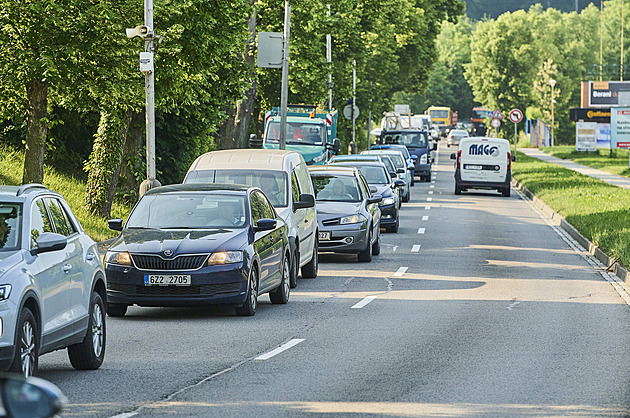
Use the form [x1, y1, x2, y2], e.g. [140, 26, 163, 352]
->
[610, 107, 630, 149]
[575, 122, 597, 152]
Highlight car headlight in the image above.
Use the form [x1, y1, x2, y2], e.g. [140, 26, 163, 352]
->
[0, 285, 11, 301]
[105, 251, 132, 266]
[208, 251, 244, 265]
[420, 154, 428, 164]
[381, 198, 395, 206]
[311, 153, 325, 163]
[340, 214, 366, 225]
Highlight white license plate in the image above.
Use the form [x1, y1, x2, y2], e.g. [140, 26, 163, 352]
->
[319, 231, 331, 241]
[465, 165, 482, 170]
[144, 275, 191, 286]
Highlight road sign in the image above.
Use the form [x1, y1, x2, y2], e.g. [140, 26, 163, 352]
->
[492, 109, 503, 120]
[343, 104, 360, 120]
[491, 118, 501, 129]
[509, 109, 523, 124]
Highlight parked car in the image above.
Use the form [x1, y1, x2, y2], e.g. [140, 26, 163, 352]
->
[308, 166, 381, 262]
[361, 149, 411, 202]
[105, 184, 291, 317]
[447, 129, 470, 147]
[183, 149, 317, 288]
[0, 184, 107, 377]
[450, 137, 514, 197]
[327, 161, 403, 233]
[370, 144, 416, 185]
[379, 130, 437, 182]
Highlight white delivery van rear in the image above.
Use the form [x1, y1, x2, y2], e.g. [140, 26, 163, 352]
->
[451, 137, 512, 197]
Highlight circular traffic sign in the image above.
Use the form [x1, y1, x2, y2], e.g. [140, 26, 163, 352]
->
[509, 108, 523, 123]
[491, 118, 501, 128]
[343, 104, 360, 120]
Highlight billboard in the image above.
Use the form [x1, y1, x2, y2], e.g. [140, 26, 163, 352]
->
[610, 107, 630, 148]
[575, 122, 597, 152]
[588, 81, 630, 107]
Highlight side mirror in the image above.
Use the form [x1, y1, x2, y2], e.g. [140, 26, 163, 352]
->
[450, 153, 456, 160]
[367, 194, 382, 204]
[2, 375, 67, 417]
[332, 138, 340, 154]
[31, 232, 67, 256]
[394, 180, 405, 188]
[511, 155, 516, 162]
[108, 218, 124, 231]
[369, 185, 378, 193]
[294, 193, 315, 210]
[249, 134, 262, 149]
[254, 218, 277, 232]
[433, 143, 438, 151]
[396, 168, 405, 174]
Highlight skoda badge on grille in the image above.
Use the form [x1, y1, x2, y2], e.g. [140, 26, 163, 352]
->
[164, 249, 173, 257]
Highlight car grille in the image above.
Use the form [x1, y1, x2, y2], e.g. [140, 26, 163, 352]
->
[131, 254, 208, 271]
[108, 282, 241, 297]
[322, 219, 339, 226]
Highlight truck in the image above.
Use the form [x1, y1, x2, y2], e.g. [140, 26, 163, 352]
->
[256, 105, 340, 165]
[427, 106, 453, 137]
[471, 106, 490, 136]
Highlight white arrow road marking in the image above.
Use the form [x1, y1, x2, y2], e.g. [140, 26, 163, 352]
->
[255, 339, 305, 360]
[352, 296, 377, 309]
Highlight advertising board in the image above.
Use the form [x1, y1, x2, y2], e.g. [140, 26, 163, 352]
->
[575, 122, 597, 152]
[610, 107, 630, 148]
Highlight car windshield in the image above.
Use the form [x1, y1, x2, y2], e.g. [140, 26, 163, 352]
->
[265, 122, 325, 146]
[0, 203, 21, 251]
[184, 170, 288, 208]
[430, 110, 448, 118]
[363, 152, 404, 169]
[382, 132, 428, 148]
[126, 194, 247, 229]
[338, 165, 388, 185]
[311, 175, 362, 202]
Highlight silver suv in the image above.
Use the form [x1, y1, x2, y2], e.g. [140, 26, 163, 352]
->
[0, 184, 106, 377]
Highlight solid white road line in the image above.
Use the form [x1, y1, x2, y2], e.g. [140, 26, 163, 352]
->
[255, 339, 305, 360]
[411, 245, 421, 252]
[422, 215, 429, 221]
[417, 228, 425, 234]
[351, 296, 377, 309]
[392, 267, 408, 277]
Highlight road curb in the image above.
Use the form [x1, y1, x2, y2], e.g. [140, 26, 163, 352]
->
[511, 178, 630, 285]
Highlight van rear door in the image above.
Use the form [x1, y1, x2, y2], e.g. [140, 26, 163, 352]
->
[460, 139, 490, 182]
[485, 140, 509, 183]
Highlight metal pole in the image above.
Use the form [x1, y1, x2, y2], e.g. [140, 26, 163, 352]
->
[351, 60, 356, 154]
[327, 5, 332, 111]
[279, 1, 291, 150]
[622, 0, 625, 81]
[514, 122, 517, 159]
[601, 0, 604, 81]
[139, 0, 160, 196]
[551, 91, 555, 147]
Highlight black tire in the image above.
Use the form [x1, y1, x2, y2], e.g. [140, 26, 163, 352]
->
[358, 231, 372, 262]
[289, 247, 299, 289]
[387, 218, 400, 233]
[372, 233, 381, 255]
[402, 190, 410, 203]
[235, 267, 258, 316]
[10, 307, 38, 377]
[69, 292, 106, 370]
[107, 303, 127, 317]
[301, 239, 318, 278]
[270, 253, 291, 304]
[454, 184, 462, 195]
[502, 187, 511, 197]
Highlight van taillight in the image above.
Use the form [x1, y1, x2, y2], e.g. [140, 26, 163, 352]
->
[457, 150, 462, 169]
[507, 152, 511, 171]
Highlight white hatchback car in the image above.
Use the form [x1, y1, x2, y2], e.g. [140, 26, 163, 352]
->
[184, 149, 318, 287]
[446, 129, 469, 147]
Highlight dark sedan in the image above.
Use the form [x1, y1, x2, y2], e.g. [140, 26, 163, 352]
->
[104, 184, 290, 317]
[308, 166, 382, 262]
[327, 161, 403, 233]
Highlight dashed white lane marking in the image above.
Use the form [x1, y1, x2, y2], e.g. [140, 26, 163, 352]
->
[429, 191, 434, 194]
[411, 245, 421, 252]
[431, 181, 436, 184]
[425, 206, 431, 210]
[507, 300, 521, 310]
[255, 339, 305, 360]
[393, 267, 408, 277]
[422, 215, 429, 221]
[351, 296, 377, 309]
[417, 228, 425, 234]
[427, 197, 433, 201]
[393, 246, 398, 252]
[111, 414, 138, 418]
[430, 185, 435, 188]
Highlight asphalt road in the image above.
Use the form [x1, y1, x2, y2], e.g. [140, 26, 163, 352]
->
[39, 144, 630, 417]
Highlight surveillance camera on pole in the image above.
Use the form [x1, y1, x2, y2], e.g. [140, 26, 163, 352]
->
[126, 25, 153, 39]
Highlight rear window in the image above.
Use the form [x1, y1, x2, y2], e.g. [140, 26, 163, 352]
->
[382, 132, 428, 148]
[311, 175, 362, 202]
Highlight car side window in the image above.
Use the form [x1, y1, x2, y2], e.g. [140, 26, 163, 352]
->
[358, 175, 370, 199]
[46, 198, 76, 237]
[30, 199, 54, 248]
[259, 193, 277, 220]
[295, 163, 314, 195]
[291, 171, 301, 204]
[250, 192, 265, 224]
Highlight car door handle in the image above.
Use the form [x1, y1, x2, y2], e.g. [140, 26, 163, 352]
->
[62, 264, 72, 273]
[86, 253, 95, 261]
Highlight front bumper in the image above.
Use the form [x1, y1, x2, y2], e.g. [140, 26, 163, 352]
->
[318, 226, 369, 253]
[105, 262, 249, 307]
[379, 204, 398, 225]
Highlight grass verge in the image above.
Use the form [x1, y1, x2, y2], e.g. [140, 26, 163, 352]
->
[542, 146, 630, 178]
[513, 151, 630, 268]
[0, 145, 133, 242]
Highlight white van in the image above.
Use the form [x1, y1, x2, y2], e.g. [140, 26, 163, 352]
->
[450, 137, 514, 197]
[184, 149, 318, 287]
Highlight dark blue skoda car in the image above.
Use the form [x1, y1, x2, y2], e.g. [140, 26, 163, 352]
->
[104, 184, 290, 317]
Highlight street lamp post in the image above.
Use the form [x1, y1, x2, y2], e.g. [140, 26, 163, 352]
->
[549, 79, 556, 147]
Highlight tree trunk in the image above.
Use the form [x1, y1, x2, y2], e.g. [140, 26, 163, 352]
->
[118, 111, 145, 201]
[84, 108, 133, 218]
[230, 5, 257, 149]
[22, 78, 48, 184]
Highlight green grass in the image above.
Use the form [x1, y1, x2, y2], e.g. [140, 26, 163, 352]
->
[513, 151, 630, 267]
[0, 145, 133, 242]
[542, 146, 630, 177]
